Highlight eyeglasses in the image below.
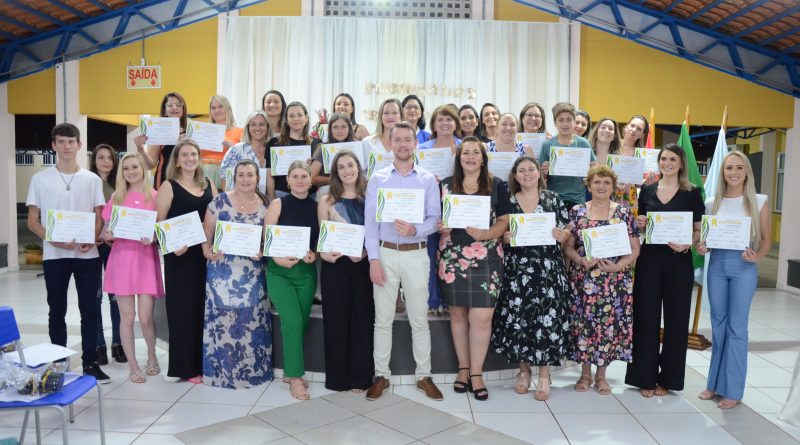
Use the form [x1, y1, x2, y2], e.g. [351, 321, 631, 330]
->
[524, 113, 542, 120]
[165, 102, 183, 109]
[403, 105, 421, 111]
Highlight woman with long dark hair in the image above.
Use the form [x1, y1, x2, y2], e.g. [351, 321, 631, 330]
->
[135, 92, 188, 189]
[332, 93, 370, 140]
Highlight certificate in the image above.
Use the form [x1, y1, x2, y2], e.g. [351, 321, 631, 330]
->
[367, 149, 394, 177]
[442, 194, 491, 229]
[509, 213, 556, 247]
[549, 146, 591, 177]
[701, 215, 751, 250]
[582, 222, 632, 260]
[186, 120, 226, 152]
[263, 225, 311, 258]
[154, 211, 207, 254]
[108, 206, 157, 241]
[375, 188, 425, 224]
[646, 211, 693, 245]
[607, 155, 645, 185]
[212, 220, 263, 257]
[45, 210, 96, 244]
[139, 116, 180, 146]
[487, 151, 520, 181]
[635, 148, 660, 174]
[414, 148, 453, 180]
[516, 132, 547, 155]
[317, 220, 365, 257]
[270, 145, 311, 176]
[321, 142, 365, 174]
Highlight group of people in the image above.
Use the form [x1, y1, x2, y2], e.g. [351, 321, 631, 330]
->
[26, 90, 770, 411]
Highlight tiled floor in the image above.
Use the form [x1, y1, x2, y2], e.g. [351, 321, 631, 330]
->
[1, 269, 799, 444]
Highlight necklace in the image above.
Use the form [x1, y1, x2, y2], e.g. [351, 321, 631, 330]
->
[237, 194, 259, 212]
[463, 180, 479, 193]
[56, 166, 77, 191]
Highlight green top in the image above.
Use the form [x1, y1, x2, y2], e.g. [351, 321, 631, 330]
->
[102, 180, 114, 202]
[538, 135, 594, 206]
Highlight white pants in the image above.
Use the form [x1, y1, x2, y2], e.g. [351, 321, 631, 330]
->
[373, 246, 431, 379]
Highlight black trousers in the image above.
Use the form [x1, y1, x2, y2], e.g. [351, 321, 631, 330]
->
[321, 257, 375, 391]
[625, 245, 694, 391]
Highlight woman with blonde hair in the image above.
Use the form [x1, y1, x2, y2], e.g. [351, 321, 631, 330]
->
[220, 110, 271, 194]
[203, 95, 244, 190]
[362, 98, 402, 175]
[697, 151, 770, 409]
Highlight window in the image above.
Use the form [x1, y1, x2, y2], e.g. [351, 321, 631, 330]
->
[775, 152, 784, 213]
[325, 0, 471, 18]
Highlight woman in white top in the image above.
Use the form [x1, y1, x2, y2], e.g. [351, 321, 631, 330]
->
[362, 98, 401, 175]
[696, 151, 771, 409]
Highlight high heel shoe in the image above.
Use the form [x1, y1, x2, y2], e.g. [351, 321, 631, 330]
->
[453, 368, 470, 393]
[470, 374, 488, 401]
[534, 377, 551, 401]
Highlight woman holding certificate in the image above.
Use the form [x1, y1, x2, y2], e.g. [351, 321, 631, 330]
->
[265, 161, 319, 400]
[310, 112, 355, 188]
[203, 95, 244, 190]
[220, 111, 271, 193]
[103, 153, 165, 383]
[612, 115, 654, 212]
[478, 103, 500, 142]
[437, 137, 511, 401]
[491, 156, 570, 401]
[587, 118, 621, 167]
[363, 99, 402, 173]
[318, 150, 374, 392]
[697, 151, 770, 409]
[135, 92, 188, 189]
[156, 140, 217, 384]
[519, 102, 550, 138]
[563, 166, 640, 395]
[262, 90, 286, 139]
[487, 114, 536, 158]
[625, 143, 704, 398]
[201, 160, 272, 389]
[458, 105, 482, 140]
[267, 102, 319, 200]
[332, 93, 370, 140]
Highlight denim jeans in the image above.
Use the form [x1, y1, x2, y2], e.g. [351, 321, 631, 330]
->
[96, 244, 121, 347]
[42, 257, 102, 367]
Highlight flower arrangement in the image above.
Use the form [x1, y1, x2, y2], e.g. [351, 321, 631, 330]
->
[311, 107, 329, 141]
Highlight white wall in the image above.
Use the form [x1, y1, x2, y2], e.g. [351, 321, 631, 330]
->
[777, 98, 800, 290]
[0, 84, 19, 269]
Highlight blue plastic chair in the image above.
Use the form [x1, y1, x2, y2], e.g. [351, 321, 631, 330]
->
[0, 306, 106, 445]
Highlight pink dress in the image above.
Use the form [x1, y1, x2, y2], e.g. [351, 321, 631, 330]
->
[102, 191, 165, 297]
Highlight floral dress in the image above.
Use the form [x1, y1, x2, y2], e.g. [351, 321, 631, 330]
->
[567, 203, 638, 366]
[491, 190, 571, 365]
[202, 193, 273, 389]
[437, 176, 510, 308]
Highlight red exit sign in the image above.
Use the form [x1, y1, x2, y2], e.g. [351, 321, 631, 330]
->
[127, 66, 161, 89]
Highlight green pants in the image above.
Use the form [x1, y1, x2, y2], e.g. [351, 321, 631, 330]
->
[267, 259, 317, 378]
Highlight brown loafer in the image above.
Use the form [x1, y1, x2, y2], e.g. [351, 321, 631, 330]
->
[366, 376, 390, 401]
[416, 377, 443, 401]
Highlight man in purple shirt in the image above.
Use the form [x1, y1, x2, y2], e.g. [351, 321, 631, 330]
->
[364, 121, 443, 401]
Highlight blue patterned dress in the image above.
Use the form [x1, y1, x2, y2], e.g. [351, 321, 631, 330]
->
[203, 193, 273, 388]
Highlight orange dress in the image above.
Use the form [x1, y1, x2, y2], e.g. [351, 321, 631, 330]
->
[201, 126, 244, 190]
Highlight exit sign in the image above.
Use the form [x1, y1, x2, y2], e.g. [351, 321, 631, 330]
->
[127, 65, 161, 89]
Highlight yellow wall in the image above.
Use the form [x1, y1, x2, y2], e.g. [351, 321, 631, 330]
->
[772, 131, 785, 242]
[494, 0, 558, 22]
[7, 69, 55, 114]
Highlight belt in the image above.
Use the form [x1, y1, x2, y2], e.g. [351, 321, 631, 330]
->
[380, 241, 426, 251]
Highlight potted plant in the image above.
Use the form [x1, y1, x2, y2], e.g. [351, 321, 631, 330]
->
[24, 243, 43, 265]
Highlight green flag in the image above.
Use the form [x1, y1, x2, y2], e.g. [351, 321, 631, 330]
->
[676, 121, 706, 269]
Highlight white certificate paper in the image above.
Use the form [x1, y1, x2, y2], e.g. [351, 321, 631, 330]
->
[442, 194, 491, 229]
[414, 148, 453, 180]
[155, 211, 207, 254]
[509, 213, 556, 247]
[139, 116, 180, 146]
[270, 145, 311, 176]
[45, 209, 96, 244]
[263, 225, 311, 258]
[367, 149, 394, 177]
[607, 155, 645, 185]
[646, 211, 693, 245]
[549, 146, 592, 177]
[635, 148, 660, 174]
[701, 215, 751, 250]
[321, 142, 365, 174]
[516, 132, 547, 155]
[582, 222, 632, 260]
[487, 151, 520, 181]
[317, 220, 365, 257]
[186, 120, 226, 152]
[108, 206, 157, 241]
[375, 188, 425, 224]
[212, 220, 263, 257]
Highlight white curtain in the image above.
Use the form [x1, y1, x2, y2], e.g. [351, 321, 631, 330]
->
[220, 16, 571, 133]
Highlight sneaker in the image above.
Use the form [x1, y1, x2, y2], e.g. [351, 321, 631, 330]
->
[83, 363, 111, 384]
[96, 346, 109, 366]
[111, 344, 127, 363]
[416, 377, 443, 401]
[366, 376, 390, 401]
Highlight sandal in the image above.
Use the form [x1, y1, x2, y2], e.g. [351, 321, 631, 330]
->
[654, 385, 670, 396]
[187, 375, 204, 384]
[515, 371, 531, 394]
[575, 373, 593, 392]
[283, 377, 308, 388]
[143, 361, 161, 376]
[640, 389, 655, 398]
[470, 375, 488, 401]
[594, 376, 611, 395]
[698, 390, 716, 400]
[534, 377, 551, 401]
[718, 398, 740, 409]
[129, 370, 146, 384]
[453, 368, 470, 393]
[290, 378, 310, 400]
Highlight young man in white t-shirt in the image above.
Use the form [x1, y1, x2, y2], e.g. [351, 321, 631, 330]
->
[26, 123, 111, 383]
